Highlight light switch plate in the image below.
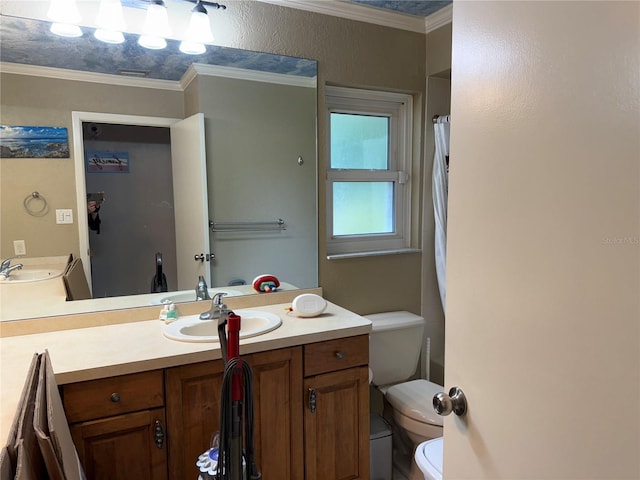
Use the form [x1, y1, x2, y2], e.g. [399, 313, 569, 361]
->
[56, 209, 74, 224]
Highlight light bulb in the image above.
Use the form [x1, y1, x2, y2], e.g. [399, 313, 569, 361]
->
[138, 35, 167, 50]
[183, 3, 214, 44]
[94, 0, 126, 44]
[142, 0, 171, 37]
[47, 0, 81, 24]
[138, 0, 171, 50]
[95, 29, 125, 44]
[50, 23, 83, 37]
[179, 41, 206, 55]
[47, 0, 82, 37]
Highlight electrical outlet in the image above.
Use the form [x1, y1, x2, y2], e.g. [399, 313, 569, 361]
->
[13, 240, 26, 256]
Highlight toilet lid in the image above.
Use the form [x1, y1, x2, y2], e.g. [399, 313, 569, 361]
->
[385, 379, 443, 426]
[415, 438, 443, 480]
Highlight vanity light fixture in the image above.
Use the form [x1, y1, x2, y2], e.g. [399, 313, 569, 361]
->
[138, 0, 172, 50]
[46, 0, 225, 51]
[47, 0, 83, 38]
[179, 0, 218, 55]
[94, 0, 126, 44]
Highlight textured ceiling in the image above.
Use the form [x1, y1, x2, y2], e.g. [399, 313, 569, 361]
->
[348, 0, 451, 17]
[0, 15, 318, 81]
[120, 0, 453, 18]
[0, 0, 451, 82]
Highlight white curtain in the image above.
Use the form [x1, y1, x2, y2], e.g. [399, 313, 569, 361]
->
[432, 115, 450, 312]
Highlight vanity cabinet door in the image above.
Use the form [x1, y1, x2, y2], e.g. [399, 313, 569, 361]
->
[165, 346, 304, 480]
[62, 369, 167, 479]
[69, 407, 167, 480]
[303, 366, 370, 480]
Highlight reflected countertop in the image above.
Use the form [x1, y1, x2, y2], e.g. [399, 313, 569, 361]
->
[0, 281, 299, 322]
[0, 291, 371, 444]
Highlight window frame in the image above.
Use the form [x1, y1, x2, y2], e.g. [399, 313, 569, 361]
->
[325, 86, 413, 257]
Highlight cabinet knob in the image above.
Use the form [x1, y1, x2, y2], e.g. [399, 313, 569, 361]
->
[335, 351, 344, 360]
[110, 392, 121, 403]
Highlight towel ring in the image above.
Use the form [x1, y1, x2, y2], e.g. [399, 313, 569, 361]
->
[23, 191, 49, 217]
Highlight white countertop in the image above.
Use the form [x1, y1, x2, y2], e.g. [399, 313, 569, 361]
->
[0, 297, 371, 444]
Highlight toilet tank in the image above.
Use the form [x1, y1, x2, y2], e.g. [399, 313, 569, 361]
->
[366, 311, 425, 387]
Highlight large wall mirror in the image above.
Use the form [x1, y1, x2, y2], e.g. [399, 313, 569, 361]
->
[0, 13, 318, 321]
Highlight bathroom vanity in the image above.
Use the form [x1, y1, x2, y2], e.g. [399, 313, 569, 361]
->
[0, 291, 371, 479]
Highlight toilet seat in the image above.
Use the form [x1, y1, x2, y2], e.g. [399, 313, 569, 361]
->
[384, 379, 443, 427]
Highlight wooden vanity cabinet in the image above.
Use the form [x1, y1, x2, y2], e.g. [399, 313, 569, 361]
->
[165, 346, 304, 480]
[60, 335, 369, 480]
[61, 370, 167, 480]
[303, 335, 370, 480]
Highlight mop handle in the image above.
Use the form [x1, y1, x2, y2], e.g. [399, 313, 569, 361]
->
[226, 313, 243, 402]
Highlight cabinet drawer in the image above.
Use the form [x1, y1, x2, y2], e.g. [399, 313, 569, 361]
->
[62, 370, 164, 423]
[304, 335, 368, 377]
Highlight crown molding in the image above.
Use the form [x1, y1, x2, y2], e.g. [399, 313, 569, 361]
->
[425, 4, 453, 33]
[0, 62, 183, 91]
[0, 62, 316, 93]
[257, 0, 427, 33]
[183, 63, 317, 90]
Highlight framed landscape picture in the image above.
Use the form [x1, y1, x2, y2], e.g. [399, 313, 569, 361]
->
[0, 125, 70, 158]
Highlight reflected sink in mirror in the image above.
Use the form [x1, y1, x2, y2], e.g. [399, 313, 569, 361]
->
[163, 310, 282, 343]
[0, 268, 64, 283]
[150, 288, 245, 305]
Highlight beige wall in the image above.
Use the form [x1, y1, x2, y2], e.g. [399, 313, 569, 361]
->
[426, 22, 452, 77]
[190, 74, 318, 289]
[419, 25, 453, 384]
[223, 3, 429, 315]
[423, 77, 451, 385]
[1, 2, 451, 323]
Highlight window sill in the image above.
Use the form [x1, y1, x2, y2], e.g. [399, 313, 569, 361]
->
[326, 248, 420, 260]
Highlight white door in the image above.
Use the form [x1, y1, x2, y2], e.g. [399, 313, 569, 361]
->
[170, 113, 211, 289]
[444, 1, 639, 478]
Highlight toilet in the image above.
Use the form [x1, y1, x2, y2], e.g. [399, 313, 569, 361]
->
[415, 438, 443, 480]
[366, 311, 443, 480]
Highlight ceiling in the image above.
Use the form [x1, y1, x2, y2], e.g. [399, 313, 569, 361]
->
[348, 0, 451, 17]
[0, 15, 318, 81]
[0, 0, 451, 82]
[119, 0, 453, 19]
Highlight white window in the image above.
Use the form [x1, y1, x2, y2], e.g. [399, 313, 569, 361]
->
[326, 86, 413, 258]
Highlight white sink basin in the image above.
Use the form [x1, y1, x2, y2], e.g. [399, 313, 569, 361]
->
[163, 309, 282, 343]
[0, 268, 64, 283]
[151, 288, 244, 305]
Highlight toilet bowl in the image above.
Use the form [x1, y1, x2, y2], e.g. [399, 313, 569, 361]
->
[414, 437, 443, 480]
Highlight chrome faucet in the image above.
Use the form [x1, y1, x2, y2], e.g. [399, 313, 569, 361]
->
[1, 258, 14, 271]
[199, 292, 232, 321]
[195, 275, 211, 301]
[0, 261, 23, 279]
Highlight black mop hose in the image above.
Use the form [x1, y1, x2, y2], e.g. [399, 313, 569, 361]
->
[217, 357, 262, 480]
